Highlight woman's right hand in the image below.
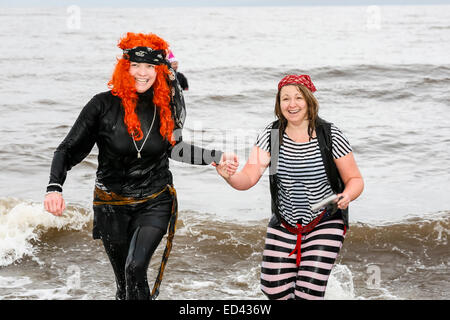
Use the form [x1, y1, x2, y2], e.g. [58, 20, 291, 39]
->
[44, 192, 66, 216]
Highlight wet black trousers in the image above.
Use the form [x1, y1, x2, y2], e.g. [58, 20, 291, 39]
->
[101, 225, 165, 300]
[93, 193, 173, 300]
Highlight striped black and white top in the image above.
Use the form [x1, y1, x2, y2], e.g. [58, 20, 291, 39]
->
[255, 122, 352, 227]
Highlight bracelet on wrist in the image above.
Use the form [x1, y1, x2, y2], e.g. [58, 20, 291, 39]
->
[46, 183, 63, 193]
[47, 183, 63, 189]
[45, 191, 62, 196]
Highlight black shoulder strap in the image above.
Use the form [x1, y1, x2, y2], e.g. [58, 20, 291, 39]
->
[316, 118, 349, 227]
[268, 120, 280, 176]
[268, 120, 282, 225]
[316, 117, 345, 194]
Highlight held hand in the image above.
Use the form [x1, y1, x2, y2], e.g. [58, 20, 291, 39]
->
[44, 192, 66, 216]
[213, 152, 239, 179]
[336, 193, 351, 210]
[222, 152, 239, 176]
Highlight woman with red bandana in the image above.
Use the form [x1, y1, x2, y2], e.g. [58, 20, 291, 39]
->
[216, 74, 364, 300]
[44, 32, 237, 300]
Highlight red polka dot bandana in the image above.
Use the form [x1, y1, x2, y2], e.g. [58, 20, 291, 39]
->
[278, 74, 317, 93]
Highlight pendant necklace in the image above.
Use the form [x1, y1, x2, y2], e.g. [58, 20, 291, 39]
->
[131, 108, 156, 159]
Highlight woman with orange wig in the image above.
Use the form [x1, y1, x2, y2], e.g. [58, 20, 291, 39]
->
[44, 32, 238, 300]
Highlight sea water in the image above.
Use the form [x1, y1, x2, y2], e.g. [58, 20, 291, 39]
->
[0, 5, 449, 300]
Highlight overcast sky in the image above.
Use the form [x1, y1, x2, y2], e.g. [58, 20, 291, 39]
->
[1, 0, 450, 7]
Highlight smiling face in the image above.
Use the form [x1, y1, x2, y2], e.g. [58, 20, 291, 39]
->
[128, 62, 157, 93]
[279, 85, 309, 125]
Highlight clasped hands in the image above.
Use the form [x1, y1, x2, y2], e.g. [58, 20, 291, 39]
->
[213, 152, 239, 179]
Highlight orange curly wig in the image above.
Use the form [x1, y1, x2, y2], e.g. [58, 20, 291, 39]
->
[108, 32, 175, 145]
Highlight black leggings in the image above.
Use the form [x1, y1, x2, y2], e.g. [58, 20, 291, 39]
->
[102, 225, 165, 300]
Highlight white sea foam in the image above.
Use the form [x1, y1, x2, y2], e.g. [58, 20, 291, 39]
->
[325, 264, 357, 300]
[11, 287, 73, 300]
[0, 198, 91, 267]
[0, 275, 33, 289]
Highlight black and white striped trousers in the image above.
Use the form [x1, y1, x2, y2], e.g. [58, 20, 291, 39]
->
[260, 218, 346, 300]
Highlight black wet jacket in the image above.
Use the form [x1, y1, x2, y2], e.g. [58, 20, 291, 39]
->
[47, 89, 222, 197]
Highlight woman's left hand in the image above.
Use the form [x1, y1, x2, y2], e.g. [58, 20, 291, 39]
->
[213, 152, 239, 178]
[336, 193, 351, 210]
